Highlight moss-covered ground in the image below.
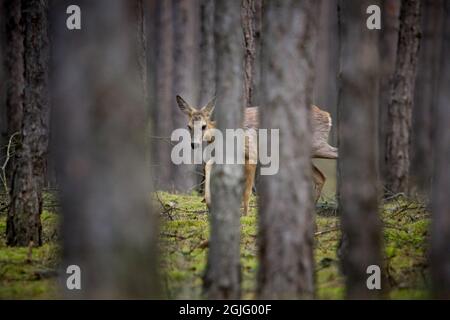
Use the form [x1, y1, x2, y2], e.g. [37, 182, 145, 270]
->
[0, 162, 431, 299]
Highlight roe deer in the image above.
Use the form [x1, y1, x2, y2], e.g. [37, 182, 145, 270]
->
[176, 95, 338, 214]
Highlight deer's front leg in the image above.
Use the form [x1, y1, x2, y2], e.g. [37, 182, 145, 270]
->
[204, 160, 213, 210]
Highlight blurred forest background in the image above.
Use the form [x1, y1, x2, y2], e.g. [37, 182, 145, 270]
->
[0, 0, 449, 299]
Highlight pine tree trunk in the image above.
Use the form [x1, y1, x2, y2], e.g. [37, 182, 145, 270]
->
[153, 0, 175, 190]
[198, 0, 216, 194]
[51, 0, 159, 298]
[203, 0, 244, 300]
[430, 0, 450, 299]
[3, 0, 25, 186]
[172, 0, 200, 192]
[385, 0, 421, 194]
[257, 0, 319, 299]
[313, 0, 338, 145]
[411, 0, 443, 197]
[337, 0, 383, 299]
[242, 0, 261, 109]
[378, 0, 400, 186]
[200, 0, 215, 103]
[6, 0, 49, 247]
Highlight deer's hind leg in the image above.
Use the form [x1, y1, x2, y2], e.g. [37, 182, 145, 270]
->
[312, 163, 326, 203]
[243, 162, 257, 215]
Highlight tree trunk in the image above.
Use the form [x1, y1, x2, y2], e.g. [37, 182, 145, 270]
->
[203, 0, 244, 300]
[197, 0, 216, 194]
[385, 0, 421, 195]
[172, 0, 200, 192]
[51, 0, 159, 298]
[200, 0, 215, 103]
[378, 0, 400, 187]
[313, 0, 339, 145]
[6, 0, 49, 247]
[430, 0, 450, 299]
[3, 0, 25, 187]
[257, 0, 319, 299]
[153, 0, 175, 190]
[410, 0, 443, 197]
[242, 0, 262, 109]
[337, 0, 383, 299]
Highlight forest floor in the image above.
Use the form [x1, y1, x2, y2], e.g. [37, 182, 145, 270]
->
[0, 190, 430, 299]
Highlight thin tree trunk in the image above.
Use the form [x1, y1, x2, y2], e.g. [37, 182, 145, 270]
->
[200, 0, 215, 102]
[153, 0, 175, 190]
[242, 0, 261, 109]
[430, 0, 450, 299]
[411, 0, 443, 197]
[385, 0, 421, 195]
[3, 0, 24, 186]
[6, 0, 49, 247]
[257, 0, 319, 299]
[337, 0, 383, 299]
[313, 0, 338, 145]
[378, 0, 400, 187]
[172, 0, 200, 192]
[198, 0, 216, 194]
[203, 0, 244, 300]
[51, 0, 159, 298]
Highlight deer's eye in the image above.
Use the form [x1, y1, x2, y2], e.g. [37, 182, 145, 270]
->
[202, 125, 206, 130]
[187, 125, 192, 131]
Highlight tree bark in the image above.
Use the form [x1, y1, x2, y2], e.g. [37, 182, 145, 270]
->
[203, 0, 244, 300]
[378, 0, 400, 187]
[385, 0, 421, 195]
[198, 0, 216, 194]
[410, 0, 443, 197]
[172, 0, 200, 192]
[153, 0, 176, 190]
[242, 0, 262, 109]
[200, 0, 215, 102]
[257, 0, 319, 299]
[3, 0, 25, 186]
[337, 0, 383, 299]
[313, 0, 339, 145]
[430, 0, 450, 299]
[51, 0, 159, 298]
[6, 0, 49, 247]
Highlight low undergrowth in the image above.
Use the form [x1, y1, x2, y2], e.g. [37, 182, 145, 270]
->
[0, 192, 430, 299]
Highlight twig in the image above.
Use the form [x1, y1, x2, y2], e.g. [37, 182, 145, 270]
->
[314, 227, 340, 237]
[0, 132, 19, 199]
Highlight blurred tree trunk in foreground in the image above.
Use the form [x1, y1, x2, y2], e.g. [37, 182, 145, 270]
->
[52, 0, 159, 298]
[378, 0, 400, 187]
[7, 0, 49, 247]
[203, 0, 244, 300]
[411, 0, 443, 197]
[337, 0, 383, 299]
[172, 0, 200, 192]
[430, 0, 450, 299]
[257, 0, 318, 299]
[385, 0, 421, 195]
[242, 0, 262, 109]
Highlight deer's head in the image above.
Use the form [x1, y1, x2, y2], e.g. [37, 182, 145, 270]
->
[176, 95, 216, 149]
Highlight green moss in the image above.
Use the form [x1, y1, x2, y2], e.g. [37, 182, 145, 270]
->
[0, 190, 431, 299]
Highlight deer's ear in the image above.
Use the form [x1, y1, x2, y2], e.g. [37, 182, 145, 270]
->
[176, 95, 192, 115]
[202, 97, 216, 117]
